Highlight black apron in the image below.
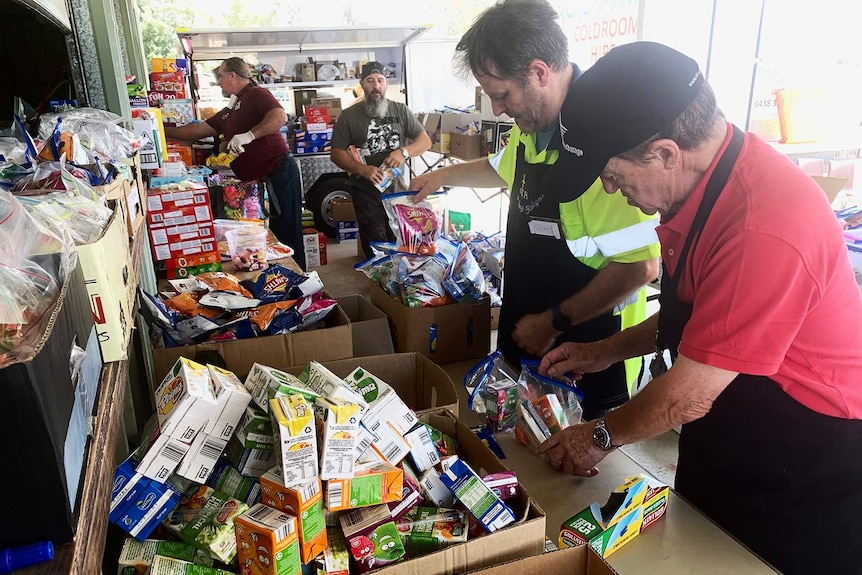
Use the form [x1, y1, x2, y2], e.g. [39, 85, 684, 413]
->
[658, 125, 862, 575]
[499, 141, 628, 416]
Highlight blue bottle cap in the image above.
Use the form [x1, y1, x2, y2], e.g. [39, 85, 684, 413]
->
[1, 541, 54, 573]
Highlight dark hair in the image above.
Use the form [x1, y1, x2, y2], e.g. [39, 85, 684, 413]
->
[220, 57, 257, 86]
[455, 0, 568, 83]
[618, 80, 726, 161]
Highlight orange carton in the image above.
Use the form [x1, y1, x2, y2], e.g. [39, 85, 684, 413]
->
[234, 503, 301, 575]
[324, 462, 403, 512]
[259, 469, 328, 563]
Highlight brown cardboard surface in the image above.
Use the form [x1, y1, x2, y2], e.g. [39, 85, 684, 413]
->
[468, 546, 619, 575]
[422, 112, 482, 154]
[367, 410, 546, 575]
[368, 281, 491, 364]
[331, 198, 357, 221]
[150, 303, 353, 380]
[449, 132, 484, 160]
[284, 353, 459, 417]
[122, 179, 146, 239]
[337, 294, 395, 357]
[811, 175, 847, 203]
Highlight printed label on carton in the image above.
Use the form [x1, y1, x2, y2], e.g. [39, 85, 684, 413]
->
[245, 363, 316, 413]
[234, 503, 301, 575]
[270, 395, 319, 486]
[440, 458, 515, 532]
[315, 397, 360, 480]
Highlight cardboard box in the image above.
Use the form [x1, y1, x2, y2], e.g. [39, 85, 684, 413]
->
[0, 263, 101, 548]
[122, 179, 146, 239]
[466, 545, 618, 575]
[337, 294, 395, 358]
[337, 220, 358, 241]
[283, 353, 459, 418]
[449, 132, 484, 160]
[150, 302, 353, 381]
[331, 198, 357, 221]
[78, 203, 135, 361]
[368, 282, 491, 364]
[558, 474, 669, 559]
[362, 411, 546, 575]
[422, 112, 482, 154]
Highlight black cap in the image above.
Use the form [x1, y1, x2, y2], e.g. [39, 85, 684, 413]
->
[545, 42, 704, 201]
[361, 61, 385, 80]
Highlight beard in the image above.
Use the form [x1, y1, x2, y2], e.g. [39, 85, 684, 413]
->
[363, 96, 389, 118]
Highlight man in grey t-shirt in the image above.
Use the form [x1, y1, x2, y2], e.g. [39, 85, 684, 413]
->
[330, 61, 432, 257]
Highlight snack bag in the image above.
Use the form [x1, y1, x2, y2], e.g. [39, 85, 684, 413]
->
[381, 191, 447, 256]
[515, 360, 584, 448]
[463, 350, 518, 422]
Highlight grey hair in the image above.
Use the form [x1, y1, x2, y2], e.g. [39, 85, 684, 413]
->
[219, 57, 257, 86]
[618, 80, 725, 161]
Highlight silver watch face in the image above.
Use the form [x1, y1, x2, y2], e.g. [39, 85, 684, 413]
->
[592, 424, 612, 451]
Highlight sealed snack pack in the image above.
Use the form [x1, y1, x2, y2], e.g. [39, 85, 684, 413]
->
[381, 191, 447, 256]
[514, 360, 584, 450]
[392, 253, 450, 308]
[463, 350, 520, 431]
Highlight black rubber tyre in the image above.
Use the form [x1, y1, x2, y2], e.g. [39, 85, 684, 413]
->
[304, 174, 351, 238]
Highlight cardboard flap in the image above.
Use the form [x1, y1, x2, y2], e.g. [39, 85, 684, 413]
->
[811, 175, 847, 203]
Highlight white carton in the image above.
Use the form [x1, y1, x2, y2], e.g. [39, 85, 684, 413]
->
[368, 421, 411, 466]
[344, 366, 418, 435]
[419, 467, 455, 508]
[204, 365, 253, 441]
[314, 397, 361, 480]
[245, 362, 316, 413]
[270, 395, 319, 487]
[302, 361, 368, 417]
[440, 457, 515, 533]
[155, 357, 218, 443]
[138, 434, 191, 482]
[405, 425, 441, 473]
[235, 405, 275, 450]
[176, 433, 228, 483]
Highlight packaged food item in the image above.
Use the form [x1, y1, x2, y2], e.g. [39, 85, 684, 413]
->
[314, 397, 361, 480]
[439, 457, 515, 533]
[381, 191, 447, 256]
[258, 470, 328, 563]
[270, 395, 319, 487]
[348, 521, 406, 572]
[234, 503, 301, 575]
[163, 485, 248, 562]
[324, 462, 403, 512]
[396, 506, 468, 558]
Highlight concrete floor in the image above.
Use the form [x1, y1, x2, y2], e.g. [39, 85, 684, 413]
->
[314, 237, 680, 486]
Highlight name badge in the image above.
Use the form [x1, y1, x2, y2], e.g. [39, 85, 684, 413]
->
[528, 217, 562, 239]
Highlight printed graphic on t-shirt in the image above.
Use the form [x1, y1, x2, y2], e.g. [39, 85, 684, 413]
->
[366, 117, 402, 154]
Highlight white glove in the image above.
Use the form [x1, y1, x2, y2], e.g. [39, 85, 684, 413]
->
[227, 130, 255, 154]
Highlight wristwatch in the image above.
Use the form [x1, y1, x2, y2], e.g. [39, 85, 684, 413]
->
[400, 147, 410, 159]
[551, 304, 571, 332]
[592, 417, 621, 451]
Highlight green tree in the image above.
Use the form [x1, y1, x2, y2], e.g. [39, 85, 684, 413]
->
[138, 0, 193, 60]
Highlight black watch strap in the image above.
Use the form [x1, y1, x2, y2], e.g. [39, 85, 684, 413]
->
[551, 304, 571, 332]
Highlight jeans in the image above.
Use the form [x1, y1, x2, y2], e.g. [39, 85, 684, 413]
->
[348, 175, 396, 258]
[265, 153, 305, 270]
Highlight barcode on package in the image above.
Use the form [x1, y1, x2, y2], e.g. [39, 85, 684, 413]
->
[327, 481, 343, 509]
[250, 504, 274, 522]
[200, 437, 224, 460]
[252, 449, 272, 461]
[162, 441, 185, 463]
[275, 516, 295, 542]
[301, 480, 320, 502]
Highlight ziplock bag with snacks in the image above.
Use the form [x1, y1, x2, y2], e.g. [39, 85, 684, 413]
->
[382, 191, 447, 256]
[463, 350, 520, 431]
[515, 360, 584, 448]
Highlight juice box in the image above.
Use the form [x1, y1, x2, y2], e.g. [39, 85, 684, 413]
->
[206, 459, 261, 506]
[396, 507, 468, 557]
[204, 364, 253, 441]
[155, 357, 218, 442]
[137, 433, 191, 483]
[340, 504, 393, 541]
[259, 469, 328, 563]
[404, 424, 441, 473]
[118, 538, 211, 575]
[324, 462, 403, 512]
[270, 395, 318, 487]
[164, 485, 248, 563]
[484, 378, 519, 432]
[482, 471, 520, 501]
[113, 478, 181, 541]
[418, 467, 455, 508]
[343, 367, 418, 436]
[314, 397, 361, 480]
[234, 504, 301, 575]
[386, 462, 423, 521]
[235, 405, 275, 451]
[245, 363, 316, 413]
[532, 394, 568, 435]
[225, 434, 276, 478]
[316, 527, 349, 575]
[175, 432, 227, 483]
[439, 457, 515, 533]
[148, 556, 235, 575]
[299, 361, 367, 418]
[348, 521, 406, 572]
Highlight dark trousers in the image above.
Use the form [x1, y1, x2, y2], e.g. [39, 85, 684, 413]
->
[265, 153, 305, 270]
[347, 175, 395, 259]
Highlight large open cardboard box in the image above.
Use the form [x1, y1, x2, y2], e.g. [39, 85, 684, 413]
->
[468, 545, 618, 575]
[337, 294, 395, 357]
[150, 304, 353, 380]
[284, 353, 459, 417]
[369, 410, 546, 575]
[369, 282, 491, 364]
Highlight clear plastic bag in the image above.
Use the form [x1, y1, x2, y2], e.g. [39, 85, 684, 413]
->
[381, 191, 447, 255]
[514, 360, 584, 449]
[463, 350, 520, 431]
[38, 108, 141, 162]
[442, 241, 486, 303]
[393, 252, 450, 307]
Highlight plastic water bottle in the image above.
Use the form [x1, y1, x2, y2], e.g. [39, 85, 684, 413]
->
[0, 541, 54, 573]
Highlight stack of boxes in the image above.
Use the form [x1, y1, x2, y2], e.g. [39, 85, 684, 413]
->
[295, 105, 334, 155]
[146, 182, 220, 278]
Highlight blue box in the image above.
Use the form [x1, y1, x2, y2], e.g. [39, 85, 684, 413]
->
[112, 477, 181, 541]
[337, 220, 359, 241]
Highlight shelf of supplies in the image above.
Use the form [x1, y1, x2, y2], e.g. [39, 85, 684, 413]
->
[259, 78, 401, 90]
[18, 230, 144, 575]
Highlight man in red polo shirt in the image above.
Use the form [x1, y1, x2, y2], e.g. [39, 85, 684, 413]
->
[535, 42, 862, 575]
[165, 57, 305, 268]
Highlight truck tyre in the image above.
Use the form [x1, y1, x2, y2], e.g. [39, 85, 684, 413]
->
[305, 174, 351, 238]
